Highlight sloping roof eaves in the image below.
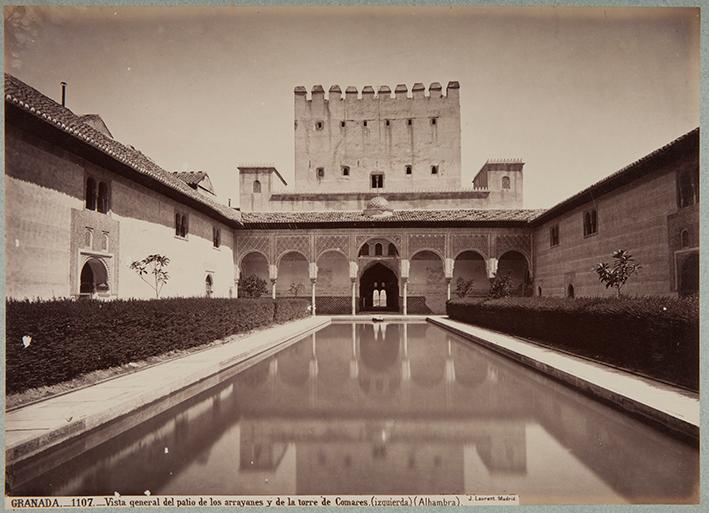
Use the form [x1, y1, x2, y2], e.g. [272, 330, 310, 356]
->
[242, 208, 546, 229]
[5, 74, 242, 227]
[530, 127, 699, 226]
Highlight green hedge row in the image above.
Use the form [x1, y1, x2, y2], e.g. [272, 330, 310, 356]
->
[6, 297, 310, 394]
[446, 296, 699, 390]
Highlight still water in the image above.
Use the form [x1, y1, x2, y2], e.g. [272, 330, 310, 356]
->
[8, 322, 698, 504]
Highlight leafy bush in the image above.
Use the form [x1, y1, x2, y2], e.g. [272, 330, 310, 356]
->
[446, 295, 699, 390]
[594, 249, 642, 297]
[6, 297, 310, 394]
[488, 273, 512, 298]
[240, 274, 268, 298]
[455, 277, 475, 298]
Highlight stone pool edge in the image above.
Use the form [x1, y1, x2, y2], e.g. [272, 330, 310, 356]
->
[6, 315, 331, 465]
[428, 316, 699, 440]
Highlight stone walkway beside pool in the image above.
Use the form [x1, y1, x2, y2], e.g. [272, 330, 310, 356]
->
[5, 316, 331, 466]
[429, 316, 699, 440]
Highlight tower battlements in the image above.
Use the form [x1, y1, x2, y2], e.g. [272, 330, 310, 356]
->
[294, 81, 460, 102]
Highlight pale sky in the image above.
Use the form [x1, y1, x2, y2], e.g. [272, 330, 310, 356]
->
[4, 5, 700, 209]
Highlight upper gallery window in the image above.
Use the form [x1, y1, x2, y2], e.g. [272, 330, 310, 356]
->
[583, 209, 598, 237]
[253, 180, 261, 193]
[550, 224, 559, 247]
[85, 177, 110, 213]
[175, 212, 189, 238]
[371, 174, 384, 189]
[678, 168, 699, 208]
[502, 176, 511, 189]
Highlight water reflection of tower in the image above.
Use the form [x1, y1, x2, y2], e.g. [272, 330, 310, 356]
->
[358, 323, 401, 395]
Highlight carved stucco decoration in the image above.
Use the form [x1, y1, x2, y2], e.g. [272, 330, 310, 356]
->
[496, 234, 531, 261]
[450, 234, 489, 260]
[315, 234, 350, 260]
[276, 234, 311, 262]
[237, 235, 271, 263]
[409, 233, 446, 260]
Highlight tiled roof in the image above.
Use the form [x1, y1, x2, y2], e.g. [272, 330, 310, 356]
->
[173, 171, 208, 187]
[531, 127, 699, 225]
[5, 73, 241, 225]
[242, 208, 545, 227]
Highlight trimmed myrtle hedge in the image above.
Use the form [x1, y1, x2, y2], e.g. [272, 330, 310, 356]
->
[447, 296, 699, 390]
[7, 297, 310, 394]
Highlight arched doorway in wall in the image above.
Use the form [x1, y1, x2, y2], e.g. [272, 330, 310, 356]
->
[80, 258, 109, 296]
[497, 251, 531, 296]
[359, 262, 399, 312]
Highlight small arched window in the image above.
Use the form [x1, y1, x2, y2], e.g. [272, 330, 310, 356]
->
[253, 180, 261, 193]
[205, 274, 213, 298]
[567, 284, 575, 298]
[359, 244, 370, 257]
[374, 243, 383, 256]
[85, 177, 97, 210]
[502, 176, 511, 189]
[97, 182, 109, 213]
[388, 243, 397, 256]
[681, 229, 690, 249]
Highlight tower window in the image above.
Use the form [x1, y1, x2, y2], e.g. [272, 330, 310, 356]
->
[316, 167, 325, 178]
[431, 117, 437, 125]
[405, 165, 412, 175]
[340, 120, 346, 128]
[363, 120, 368, 127]
[253, 180, 261, 193]
[342, 165, 350, 176]
[385, 119, 390, 127]
[315, 121, 324, 130]
[407, 119, 413, 126]
[431, 165, 439, 175]
[371, 174, 384, 189]
[583, 209, 598, 237]
[502, 176, 511, 189]
[213, 226, 221, 248]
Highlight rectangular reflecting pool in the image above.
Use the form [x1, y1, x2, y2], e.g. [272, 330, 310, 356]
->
[6, 321, 699, 504]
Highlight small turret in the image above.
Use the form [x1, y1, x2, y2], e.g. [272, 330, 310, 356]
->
[412, 82, 426, 99]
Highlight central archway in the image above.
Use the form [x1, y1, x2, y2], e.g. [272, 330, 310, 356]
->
[359, 262, 399, 312]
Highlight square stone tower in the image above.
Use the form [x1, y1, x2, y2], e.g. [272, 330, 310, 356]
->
[293, 82, 461, 193]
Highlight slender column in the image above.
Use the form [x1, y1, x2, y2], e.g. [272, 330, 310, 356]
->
[269, 264, 278, 299]
[446, 278, 452, 301]
[310, 279, 317, 316]
[351, 278, 357, 315]
[271, 279, 277, 299]
[402, 278, 408, 315]
[234, 280, 239, 299]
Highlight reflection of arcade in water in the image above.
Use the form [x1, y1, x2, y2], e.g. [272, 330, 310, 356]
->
[9, 323, 698, 503]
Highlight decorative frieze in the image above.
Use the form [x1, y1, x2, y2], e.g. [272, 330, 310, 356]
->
[496, 234, 531, 260]
[237, 235, 271, 263]
[276, 234, 311, 262]
[450, 234, 489, 259]
[315, 234, 350, 260]
[409, 233, 446, 259]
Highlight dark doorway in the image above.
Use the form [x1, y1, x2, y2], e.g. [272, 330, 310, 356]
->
[359, 263, 399, 312]
[80, 258, 109, 295]
[679, 253, 698, 297]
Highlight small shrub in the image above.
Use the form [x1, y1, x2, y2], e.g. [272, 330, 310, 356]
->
[129, 254, 170, 298]
[488, 273, 512, 299]
[455, 277, 475, 298]
[594, 249, 642, 297]
[241, 274, 268, 298]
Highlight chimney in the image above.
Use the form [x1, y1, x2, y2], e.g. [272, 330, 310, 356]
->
[60, 81, 67, 107]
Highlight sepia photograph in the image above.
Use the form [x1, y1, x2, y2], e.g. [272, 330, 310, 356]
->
[3, 2, 701, 508]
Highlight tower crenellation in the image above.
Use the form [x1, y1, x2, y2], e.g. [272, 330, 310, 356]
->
[293, 81, 463, 193]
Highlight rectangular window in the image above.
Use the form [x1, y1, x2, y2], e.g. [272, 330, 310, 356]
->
[371, 174, 384, 189]
[405, 165, 412, 175]
[550, 225, 559, 247]
[431, 117, 437, 125]
[340, 120, 346, 128]
[341, 165, 350, 176]
[315, 121, 324, 130]
[385, 119, 391, 127]
[175, 212, 189, 238]
[316, 167, 325, 178]
[213, 226, 221, 248]
[431, 165, 439, 175]
[102, 231, 109, 251]
[583, 209, 598, 237]
[363, 120, 368, 127]
[407, 119, 413, 126]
